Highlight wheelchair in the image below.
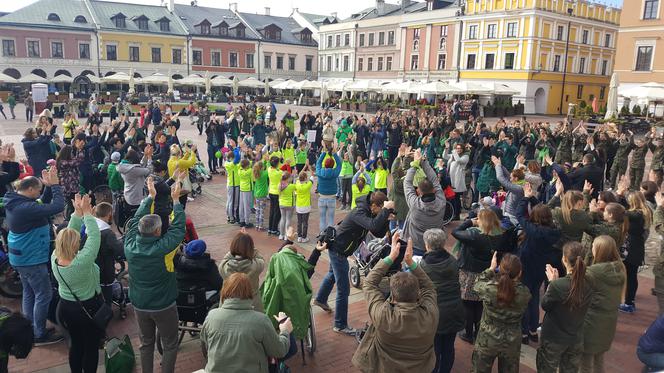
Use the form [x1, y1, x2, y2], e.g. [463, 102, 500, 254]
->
[156, 287, 219, 355]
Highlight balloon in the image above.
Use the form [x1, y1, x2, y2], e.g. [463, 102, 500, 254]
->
[215, 151, 222, 159]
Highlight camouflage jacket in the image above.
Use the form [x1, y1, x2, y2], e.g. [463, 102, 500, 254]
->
[614, 138, 634, 162]
[649, 143, 664, 171]
[653, 206, 664, 278]
[554, 132, 573, 164]
[630, 142, 650, 169]
[572, 134, 588, 162]
[473, 269, 531, 355]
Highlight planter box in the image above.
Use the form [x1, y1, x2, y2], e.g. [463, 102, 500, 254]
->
[359, 103, 367, 112]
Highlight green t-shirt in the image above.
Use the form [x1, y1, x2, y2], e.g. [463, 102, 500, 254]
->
[279, 183, 296, 207]
[254, 169, 269, 198]
[238, 166, 253, 192]
[340, 160, 354, 177]
[268, 167, 283, 195]
[296, 149, 308, 165]
[295, 180, 313, 207]
[283, 147, 295, 165]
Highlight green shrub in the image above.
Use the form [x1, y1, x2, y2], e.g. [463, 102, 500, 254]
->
[620, 104, 630, 116]
[632, 105, 641, 115]
[579, 100, 587, 109]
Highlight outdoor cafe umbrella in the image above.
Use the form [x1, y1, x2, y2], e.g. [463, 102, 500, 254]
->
[326, 80, 348, 92]
[128, 68, 135, 95]
[50, 74, 73, 84]
[419, 81, 459, 95]
[205, 71, 211, 96]
[605, 73, 619, 120]
[297, 80, 322, 90]
[268, 78, 285, 87]
[18, 73, 48, 84]
[0, 72, 18, 84]
[273, 79, 298, 90]
[101, 72, 131, 83]
[141, 73, 169, 85]
[620, 82, 664, 101]
[176, 74, 205, 86]
[346, 80, 382, 92]
[238, 77, 264, 89]
[211, 75, 233, 87]
[86, 74, 101, 84]
[232, 76, 239, 96]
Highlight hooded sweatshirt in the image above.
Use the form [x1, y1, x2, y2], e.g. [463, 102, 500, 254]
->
[117, 159, 152, 206]
[219, 252, 265, 312]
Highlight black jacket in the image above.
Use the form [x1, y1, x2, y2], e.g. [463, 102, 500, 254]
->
[567, 163, 604, 198]
[175, 253, 223, 292]
[0, 161, 20, 198]
[452, 219, 505, 273]
[420, 250, 465, 335]
[151, 174, 174, 217]
[332, 196, 391, 257]
[96, 225, 124, 284]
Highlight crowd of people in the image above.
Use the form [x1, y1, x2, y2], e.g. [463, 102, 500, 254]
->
[0, 97, 663, 373]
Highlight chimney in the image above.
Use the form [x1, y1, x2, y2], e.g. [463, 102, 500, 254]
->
[401, 0, 411, 10]
[229, 2, 238, 12]
[265, 7, 270, 16]
[331, 12, 338, 19]
[376, 0, 386, 15]
[167, 0, 174, 12]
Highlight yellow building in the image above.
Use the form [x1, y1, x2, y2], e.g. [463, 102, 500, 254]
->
[89, 0, 189, 79]
[459, 0, 620, 115]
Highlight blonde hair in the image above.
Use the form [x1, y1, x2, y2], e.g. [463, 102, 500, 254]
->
[55, 228, 81, 262]
[478, 209, 501, 235]
[169, 144, 182, 156]
[627, 191, 652, 229]
[561, 190, 584, 225]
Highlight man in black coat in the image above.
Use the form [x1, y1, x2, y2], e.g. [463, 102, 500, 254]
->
[567, 153, 604, 198]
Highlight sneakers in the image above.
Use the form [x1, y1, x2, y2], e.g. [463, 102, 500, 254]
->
[301, 237, 309, 243]
[619, 304, 635, 313]
[278, 235, 285, 240]
[245, 223, 254, 228]
[187, 196, 195, 202]
[297, 237, 303, 243]
[312, 300, 333, 313]
[34, 329, 64, 346]
[333, 326, 358, 336]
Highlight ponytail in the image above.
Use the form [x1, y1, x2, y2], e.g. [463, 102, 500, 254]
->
[496, 253, 522, 308]
[561, 191, 584, 225]
[563, 242, 587, 310]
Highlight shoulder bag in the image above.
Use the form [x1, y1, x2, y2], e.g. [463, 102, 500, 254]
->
[55, 263, 113, 331]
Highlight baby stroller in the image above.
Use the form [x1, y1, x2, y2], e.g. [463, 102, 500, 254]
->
[349, 233, 407, 290]
[111, 254, 129, 319]
[188, 168, 204, 198]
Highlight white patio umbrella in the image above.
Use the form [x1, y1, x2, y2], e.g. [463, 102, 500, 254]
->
[204, 71, 211, 96]
[141, 73, 169, 85]
[326, 80, 348, 91]
[18, 73, 48, 84]
[273, 79, 298, 90]
[487, 82, 520, 95]
[451, 81, 492, 95]
[238, 77, 264, 89]
[0, 72, 18, 84]
[346, 80, 382, 92]
[101, 72, 131, 83]
[176, 74, 205, 86]
[296, 80, 322, 90]
[419, 81, 459, 95]
[128, 68, 135, 95]
[605, 73, 619, 120]
[50, 74, 73, 84]
[211, 75, 233, 87]
[232, 76, 239, 96]
[268, 78, 285, 88]
[620, 82, 664, 101]
[86, 74, 101, 84]
[167, 71, 174, 96]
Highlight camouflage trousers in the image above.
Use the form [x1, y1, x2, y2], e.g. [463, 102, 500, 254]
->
[536, 340, 583, 373]
[471, 349, 520, 373]
[610, 160, 628, 189]
[629, 166, 645, 191]
[656, 275, 664, 316]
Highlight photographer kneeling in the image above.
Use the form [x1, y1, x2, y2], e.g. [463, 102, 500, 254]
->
[313, 192, 394, 336]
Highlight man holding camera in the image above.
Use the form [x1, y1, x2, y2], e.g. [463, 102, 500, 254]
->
[313, 192, 395, 336]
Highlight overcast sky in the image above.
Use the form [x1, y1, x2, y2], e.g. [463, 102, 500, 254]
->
[0, 0, 625, 19]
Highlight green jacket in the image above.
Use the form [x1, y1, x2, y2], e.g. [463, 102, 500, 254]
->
[583, 261, 626, 353]
[473, 269, 530, 356]
[476, 163, 499, 194]
[260, 248, 313, 339]
[630, 142, 650, 169]
[124, 197, 185, 311]
[200, 298, 290, 373]
[389, 156, 408, 221]
[650, 143, 664, 171]
[540, 274, 592, 345]
[107, 163, 124, 192]
[7, 96, 15, 107]
[336, 123, 353, 144]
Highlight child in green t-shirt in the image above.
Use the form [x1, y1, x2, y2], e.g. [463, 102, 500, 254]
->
[294, 170, 314, 242]
[278, 172, 296, 241]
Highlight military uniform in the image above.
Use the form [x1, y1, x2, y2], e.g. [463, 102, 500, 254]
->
[471, 268, 531, 373]
[653, 206, 664, 314]
[609, 137, 633, 189]
[649, 141, 664, 187]
[554, 131, 573, 165]
[629, 140, 650, 190]
[572, 133, 587, 163]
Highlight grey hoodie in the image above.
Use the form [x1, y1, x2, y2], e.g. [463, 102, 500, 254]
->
[117, 159, 152, 206]
[219, 252, 265, 312]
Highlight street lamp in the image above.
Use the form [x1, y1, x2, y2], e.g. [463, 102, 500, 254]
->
[559, 1, 575, 115]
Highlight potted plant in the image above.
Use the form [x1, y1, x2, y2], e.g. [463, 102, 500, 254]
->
[484, 102, 495, 117]
[632, 104, 642, 116]
[359, 100, 367, 112]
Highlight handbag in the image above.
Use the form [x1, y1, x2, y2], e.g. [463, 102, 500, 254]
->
[55, 263, 113, 331]
[104, 335, 135, 373]
[444, 185, 456, 200]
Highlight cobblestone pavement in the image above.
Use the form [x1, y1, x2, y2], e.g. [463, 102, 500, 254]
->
[0, 106, 659, 372]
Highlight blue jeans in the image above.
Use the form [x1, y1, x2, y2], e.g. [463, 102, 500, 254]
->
[15, 264, 52, 338]
[318, 196, 336, 234]
[637, 346, 664, 370]
[315, 250, 350, 329]
[433, 332, 456, 373]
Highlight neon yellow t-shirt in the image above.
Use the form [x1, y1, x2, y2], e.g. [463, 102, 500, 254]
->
[374, 169, 389, 189]
[351, 184, 370, 209]
[224, 162, 239, 187]
[283, 147, 295, 166]
[295, 180, 313, 208]
[238, 166, 253, 192]
[279, 183, 296, 207]
[268, 168, 283, 195]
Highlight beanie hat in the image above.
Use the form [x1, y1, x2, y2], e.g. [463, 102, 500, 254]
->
[111, 152, 121, 162]
[184, 239, 206, 258]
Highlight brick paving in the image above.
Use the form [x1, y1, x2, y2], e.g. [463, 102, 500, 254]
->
[0, 107, 659, 372]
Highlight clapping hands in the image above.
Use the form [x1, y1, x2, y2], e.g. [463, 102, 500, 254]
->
[73, 193, 93, 217]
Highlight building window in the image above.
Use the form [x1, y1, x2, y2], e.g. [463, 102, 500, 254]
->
[160, 20, 170, 32]
[211, 51, 221, 66]
[114, 17, 126, 28]
[172, 49, 182, 64]
[277, 55, 284, 69]
[411, 55, 419, 70]
[378, 32, 385, 45]
[604, 33, 611, 48]
[246, 53, 254, 68]
[487, 24, 497, 39]
[577, 85, 583, 99]
[264, 54, 272, 69]
[305, 56, 312, 71]
[79, 43, 89, 59]
[136, 19, 148, 30]
[230, 52, 238, 67]
[388, 31, 395, 45]
[439, 37, 446, 49]
[129, 46, 139, 62]
[51, 42, 63, 58]
[357, 58, 363, 71]
[367, 57, 373, 71]
[506, 22, 517, 37]
[504, 53, 515, 69]
[235, 27, 245, 38]
[635, 46, 654, 71]
[557, 25, 564, 41]
[343, 55, 349, 71]
[644, 0, 659, 19]
[199, 23, 210, 35]
[105, 44, 116, 60]
[290, 56, 296, 70]
[335, 34, 341, 47]
[344, 33, 350, 46]
[413, 40, 419, 51]
[28, 40, 40, 58]
[368, 33, 375, 46]
[359, 34, 365, 47]
[2, 40, 15, 57]
[601, 60, 608, 75]
[377, 56, 383, 71]
[437, 54, 446, 70]
[582, 30, 589, 44]
[193, 50, 202, 65]
[74, 15, 87, 23]
[151, 47, 161, 63]
[485, 53, 495, 69]
[441, 25, 448, 36]
[578, 57, 585, 73]
[467, 54, 476, 69]
[386, 56, 392, 70]
[468, 25, 478, 39]
[600, 86, 606, 99]
[326, 35, 332, 48]
[47, 13, 61, 21]
[413, 28, 420, 39]
[553, 55, 561, 72]
[326, 56, 332, 71]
